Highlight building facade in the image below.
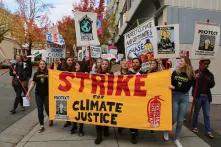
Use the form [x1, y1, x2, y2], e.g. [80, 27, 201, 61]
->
[109, 0, 221, 104]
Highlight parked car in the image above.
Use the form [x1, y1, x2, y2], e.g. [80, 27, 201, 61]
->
[0, 59, 15, 69]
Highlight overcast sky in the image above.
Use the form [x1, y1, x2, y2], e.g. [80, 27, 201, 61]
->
[3, 0, 79, 23]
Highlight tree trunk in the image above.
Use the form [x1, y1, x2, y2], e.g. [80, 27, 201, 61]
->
[28, 42, 32, 55]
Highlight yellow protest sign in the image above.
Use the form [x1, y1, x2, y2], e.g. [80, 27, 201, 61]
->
[49, 70, 172, 131]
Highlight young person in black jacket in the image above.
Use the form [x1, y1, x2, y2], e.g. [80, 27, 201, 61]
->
[127, 57, 144, 144]
[94, 59, 111, 145]
[9, 55, 29, 114]
[26, 60, 49, 133]
[192, 59, 215, 139]
[22, 56, 32, 95]
[60, 57, 75, 128]
[166, 57, 194, 147]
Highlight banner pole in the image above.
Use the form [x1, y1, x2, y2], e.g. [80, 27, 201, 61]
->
[88, 46, 92, 69]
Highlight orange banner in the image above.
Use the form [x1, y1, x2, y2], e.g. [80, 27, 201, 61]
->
[49, 70, 172, 130]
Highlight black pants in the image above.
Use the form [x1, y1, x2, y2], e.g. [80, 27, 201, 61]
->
[96, 125, 109, 136]
[35, 94, 49, 125]
[72, 122, 84, 131]
[13, 83, 23, 110]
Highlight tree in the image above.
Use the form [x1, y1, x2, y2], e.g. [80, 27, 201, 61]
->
[14, 0, 52, 55]
[58, 16, 76, 56]
[0, 8, 10, 43]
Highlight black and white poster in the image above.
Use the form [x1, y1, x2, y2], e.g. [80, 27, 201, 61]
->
[55, 96, 69, 120]
[192, 22, 220, 59]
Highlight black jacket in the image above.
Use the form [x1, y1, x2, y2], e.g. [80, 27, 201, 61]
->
[192, 69, 215, 102]
[23, 60, 32, 78]
[9, 62, 29, 81]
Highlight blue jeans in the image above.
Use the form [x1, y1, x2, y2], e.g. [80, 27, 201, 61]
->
[173, 91, 189, 139]
[192, 95, 211, 133]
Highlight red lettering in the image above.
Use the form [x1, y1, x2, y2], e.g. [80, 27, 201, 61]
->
[107, 75, 114, 95]
[76, 73, 90, 92]
[58, 72, 75, 91]
[134, 75, 147, 96]
[91, 74, 105, 95]
[115, 75, 133, 96]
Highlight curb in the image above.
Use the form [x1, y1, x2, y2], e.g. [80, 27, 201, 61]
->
[0, 109, 38, 147]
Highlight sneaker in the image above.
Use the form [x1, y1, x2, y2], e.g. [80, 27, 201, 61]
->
[174, 139, 183, 147]
[206, 132, 214, 139]
[163, 132, 169, 141]
[78, 130, 85, 137]
[94, 136, 102, 144]
[21, 107, 25, 111]
[38, 126, 45, 133]
[192, 128, 198, 133]
[10, 109, 16, 114]
[130, 133, 137, 144]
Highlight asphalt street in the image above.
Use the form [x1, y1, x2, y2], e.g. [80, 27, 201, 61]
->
[0, 69, 36, 133]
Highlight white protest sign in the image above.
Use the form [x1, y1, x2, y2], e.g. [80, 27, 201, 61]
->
[46, 26, 65, 45]
[42, 48, 66, 64]
[155, 24, 180, 58]
[74, 12, 100, 46]
[191, 22, 220, 59]
[91, 46, 101, 58]
[124, 18, 156, 60]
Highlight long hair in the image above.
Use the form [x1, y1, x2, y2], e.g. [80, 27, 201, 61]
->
[94, 58, 102, 73]
[100, 59, 110, 74]
[176, 57, 194, 80]
[63, 57, 75, 72]
[37, 60, 48, 74]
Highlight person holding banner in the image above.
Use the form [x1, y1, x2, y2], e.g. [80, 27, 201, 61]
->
[127, 57, 144, 144]
[191, 59, 215, 139]
[90, 58, 102, 74]
[128, 58, 145, 75]
[114, 59, 128, 76]
[167, 57, 194, 147]
[94, 59, 112, 144]
[70, 61, 85, 136]
[149, 59, 164, 134]
[114, 59, 128, 134]
[9, 55, 28, 114]
[60, 57, 75, 128]
[26, 60, 52, 133]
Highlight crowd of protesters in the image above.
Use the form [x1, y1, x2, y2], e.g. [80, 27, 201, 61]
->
[8, 55, 215, 147]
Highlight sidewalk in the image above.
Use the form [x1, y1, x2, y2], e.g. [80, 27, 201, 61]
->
[14, 111, 210, 147]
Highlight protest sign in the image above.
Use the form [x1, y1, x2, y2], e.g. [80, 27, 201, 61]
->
[124, 18, 156, 61]
[74, 12, 100, 46]
[191, 22, 220, 59]
[91, 46, 101, 58]
[42, 48, 66, 64]
[49, 70, 172, 130]
[155, 24, 180, 58]
[46, 26, 65, 45]
[78, 50, 83, 61]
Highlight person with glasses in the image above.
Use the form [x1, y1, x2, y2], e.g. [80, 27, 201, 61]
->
[192, 59, 215, 139]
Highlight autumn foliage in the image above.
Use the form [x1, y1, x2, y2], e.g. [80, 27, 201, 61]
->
[58, 16, 76, 56]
